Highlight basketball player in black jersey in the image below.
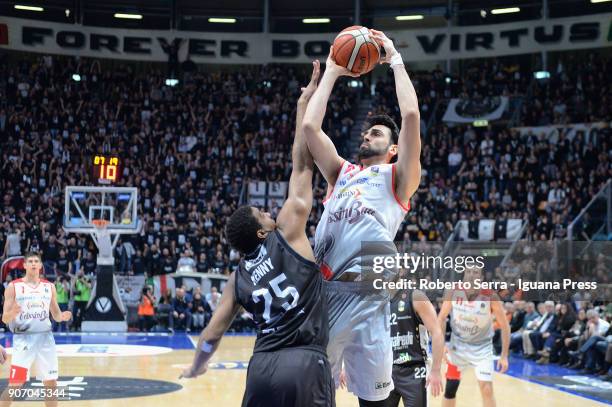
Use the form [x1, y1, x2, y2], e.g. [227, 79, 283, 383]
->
[180, 61, 334, 407]
[385, 287, 444, 407]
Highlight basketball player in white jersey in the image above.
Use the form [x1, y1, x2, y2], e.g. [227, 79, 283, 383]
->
[302, 30, 421, 405]
[1, 252, 72, 406]
[437, 267, 509, 407]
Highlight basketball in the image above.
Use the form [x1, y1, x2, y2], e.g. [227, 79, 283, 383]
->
[333, 26, 380, 74]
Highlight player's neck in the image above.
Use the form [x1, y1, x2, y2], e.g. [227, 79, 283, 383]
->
[359, 156, 387, 168]
[24, 272, 40, 284]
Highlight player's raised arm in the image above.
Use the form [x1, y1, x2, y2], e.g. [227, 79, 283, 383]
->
[490, 295, 510, 373]
[180, 272, 241, 379]
[276, 61, 319, 247]
[413, 290, 444, 397]
[302, 48, 356, 186]
[370, 30, 421, 204]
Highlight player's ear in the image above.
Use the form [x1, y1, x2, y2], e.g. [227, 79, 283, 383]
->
[389, 144, 398, 157]
[256, 228, 269, 240]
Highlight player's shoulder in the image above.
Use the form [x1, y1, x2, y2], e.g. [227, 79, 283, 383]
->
[10, 278, 23, 285]
[40, 279, 53, 286]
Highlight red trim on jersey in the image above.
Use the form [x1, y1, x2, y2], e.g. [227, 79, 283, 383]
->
[446, 362, 461, 380]
[391, 164, 410, 212]
[320, 263, 333, 280]
[322, 160, 347, 204]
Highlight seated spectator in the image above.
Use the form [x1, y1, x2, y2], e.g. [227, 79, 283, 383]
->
[206, 286, 221, 313]
[568, 310, 611, 371]
[138, 286, 156, 332]
[559, 309, 588, 366]
[522, 301, 556, 359]
[169, 288, 192, 333]
[537, 303, 577, 364]
[191, 292, 212, 331]
[510, 302, 540, 353]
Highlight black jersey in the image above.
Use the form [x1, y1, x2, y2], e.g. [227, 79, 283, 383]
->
[390, 291, 428, 366]
[235, 230, 328, 353]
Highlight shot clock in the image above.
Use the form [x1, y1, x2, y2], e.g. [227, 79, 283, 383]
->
[92, 155, 121, 184]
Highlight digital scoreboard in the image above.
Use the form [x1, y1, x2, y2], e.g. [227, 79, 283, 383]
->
[92, 155, 121, 184]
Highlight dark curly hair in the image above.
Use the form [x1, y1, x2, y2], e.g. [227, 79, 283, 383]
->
[225, 206, 263, 254]
[363, 114, 399, 145]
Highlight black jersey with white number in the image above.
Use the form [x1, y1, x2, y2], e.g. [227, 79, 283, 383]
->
[234, 230, 328, 353]
[390, 291, 428, 365]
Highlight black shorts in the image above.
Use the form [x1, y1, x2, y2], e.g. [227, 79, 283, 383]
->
[242, 347, 335, 407]
[385, 363, 427, 407]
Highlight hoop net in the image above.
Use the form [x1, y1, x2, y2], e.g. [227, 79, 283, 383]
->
[91, 219, 113, 261]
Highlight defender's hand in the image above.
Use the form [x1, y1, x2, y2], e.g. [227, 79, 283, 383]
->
[369, 29, 399, 64]
[325, 46, 360, 78]
[61, 311, 72, 322]
[298, 60, 321, 104]
[180, 363, 208, 379]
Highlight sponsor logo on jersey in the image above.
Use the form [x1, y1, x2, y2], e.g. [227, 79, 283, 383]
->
[370, 166, 379, 174]
[335, 186, 361, 200]
[394, 352, 414, 364]
[327, 200, 376, 225]
[392, 332, 415, 349]
[398, 301, 405, 312]
[352, 177, 383, 188]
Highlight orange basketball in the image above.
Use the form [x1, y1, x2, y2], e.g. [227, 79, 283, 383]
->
[332, 26, 380, 75]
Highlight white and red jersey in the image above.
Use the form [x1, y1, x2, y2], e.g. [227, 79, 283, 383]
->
[449, 290, 494, 359]
[314, 161, 409, 280]
[9, 279, 53, 334]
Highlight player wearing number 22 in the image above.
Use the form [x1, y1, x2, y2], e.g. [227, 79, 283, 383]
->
[181, 61, 334, 407]
[1, 252, 72, 406]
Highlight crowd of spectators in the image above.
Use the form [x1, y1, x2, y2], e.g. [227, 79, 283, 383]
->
[370, 53, 610, 243]
[501, 299, 612, 381]
[0, 54, 356, 279]
[0, 50, 610, 336]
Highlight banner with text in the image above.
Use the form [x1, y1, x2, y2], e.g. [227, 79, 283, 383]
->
[0, 14, 611, 63]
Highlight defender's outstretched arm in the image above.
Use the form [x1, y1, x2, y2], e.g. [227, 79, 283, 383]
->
[302, 49, 357, 187]
[180, 272, 241, 379]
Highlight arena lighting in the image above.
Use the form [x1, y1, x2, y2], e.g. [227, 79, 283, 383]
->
[490, 7, 520, 14]
[534, 71, 550, 79]
[14, 5, 44, 11]
[303, 18, 331, 23]
[165, 78, 179, 86]
[395, 15, 424, 21]
[72, 74, 81, 82]
[114, 13, 143, 19]
[348, 80, 363, 88]
[208, 18, 237, 23]
[473, 119, 489, 127]
[590, 0, 612, 3]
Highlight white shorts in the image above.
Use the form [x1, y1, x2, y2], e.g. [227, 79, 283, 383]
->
[326, 281, 393, 401]
[446, 349, 493, 382]
[9, 332, 58, 384]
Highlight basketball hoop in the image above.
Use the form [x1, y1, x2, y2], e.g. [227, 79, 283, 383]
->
[91, 219, 113, 265]
[92, 219, 109, 230]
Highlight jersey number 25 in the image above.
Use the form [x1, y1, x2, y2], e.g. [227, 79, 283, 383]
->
[252, 273, 300, 324]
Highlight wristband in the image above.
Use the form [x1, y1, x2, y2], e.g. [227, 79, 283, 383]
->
[200, 341, 214, 353]
[390, 53, 404, 67]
